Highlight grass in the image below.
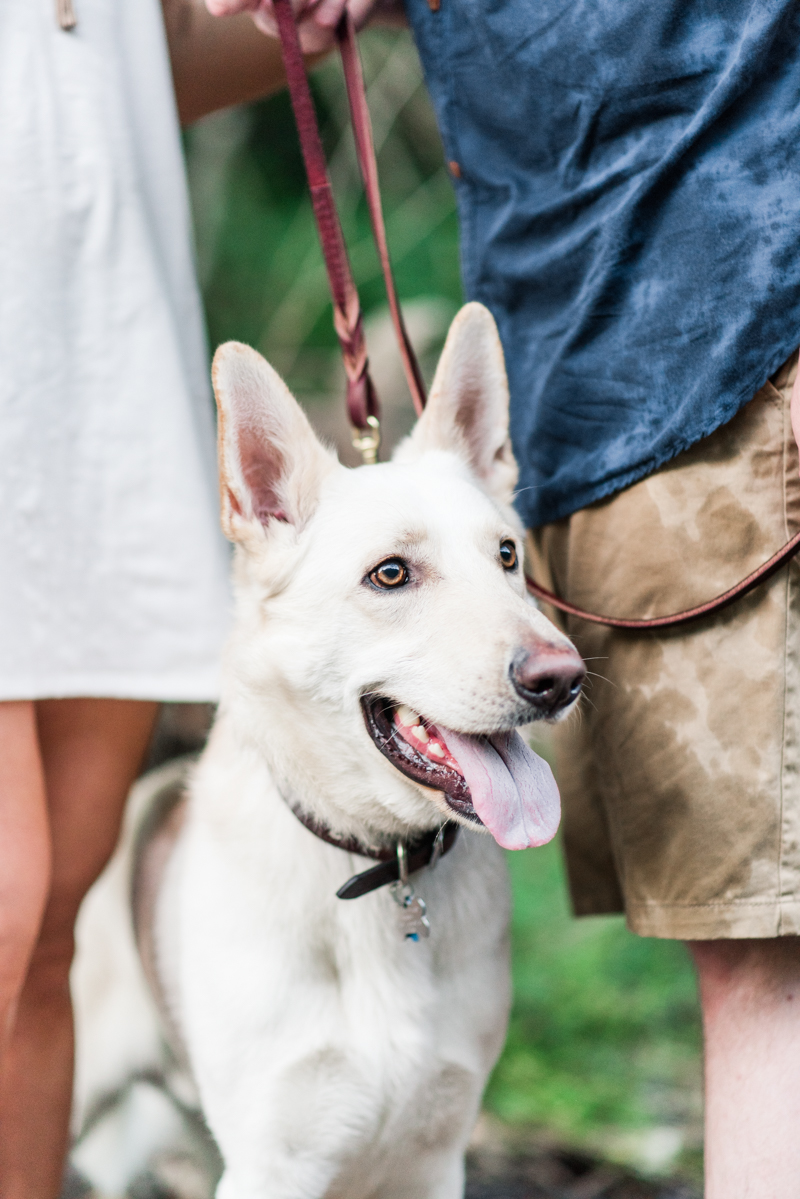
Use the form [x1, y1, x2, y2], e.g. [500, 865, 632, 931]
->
[489, 839, 702, 1173]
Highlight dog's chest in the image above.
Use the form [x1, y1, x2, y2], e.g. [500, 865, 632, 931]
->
[161, 807, 510, 1186]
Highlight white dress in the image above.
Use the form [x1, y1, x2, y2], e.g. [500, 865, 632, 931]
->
[0, 0, 231, 700]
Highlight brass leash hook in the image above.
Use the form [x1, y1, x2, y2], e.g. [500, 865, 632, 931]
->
[351, 415, 381, 466]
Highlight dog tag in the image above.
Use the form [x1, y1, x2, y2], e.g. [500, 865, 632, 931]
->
[398, 893, 430, 941]
[392, 885, 430, 941]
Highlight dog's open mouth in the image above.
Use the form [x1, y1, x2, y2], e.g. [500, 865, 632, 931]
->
[361, 696, 561, 850]
[362, 696, 478, 822]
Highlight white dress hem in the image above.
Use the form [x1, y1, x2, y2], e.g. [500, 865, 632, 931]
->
[0, 672, 221, 703]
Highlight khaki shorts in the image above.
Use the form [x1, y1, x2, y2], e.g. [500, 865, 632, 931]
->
[528, 356, 800, 940]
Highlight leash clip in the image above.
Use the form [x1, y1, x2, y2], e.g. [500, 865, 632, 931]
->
[351, 415, 381, 466]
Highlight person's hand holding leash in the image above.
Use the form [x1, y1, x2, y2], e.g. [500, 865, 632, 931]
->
[205, 0, 379, 54]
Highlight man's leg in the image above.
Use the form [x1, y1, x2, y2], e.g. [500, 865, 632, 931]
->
[690, 938, 800, 1199]
[0, 697, 158, 1199]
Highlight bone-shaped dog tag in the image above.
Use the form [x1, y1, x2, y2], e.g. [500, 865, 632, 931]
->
[397, 893, 430, 941]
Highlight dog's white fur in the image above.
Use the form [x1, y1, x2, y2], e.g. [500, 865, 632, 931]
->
[70, 303, 579, 1199]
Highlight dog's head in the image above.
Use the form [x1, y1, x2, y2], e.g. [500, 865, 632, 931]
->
[211, 303, 584, 850]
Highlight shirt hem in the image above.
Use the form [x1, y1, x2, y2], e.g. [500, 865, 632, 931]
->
[523, 340, 800, 529]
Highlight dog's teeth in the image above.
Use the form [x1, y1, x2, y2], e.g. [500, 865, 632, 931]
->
[396, 704, 421, 727]
[428, 742, 445, 758]
[412, 724, 429, 743]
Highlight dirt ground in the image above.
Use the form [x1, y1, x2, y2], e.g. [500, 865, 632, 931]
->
[465, 1146, 698, 1199]
[63, 1147, 698, 1199]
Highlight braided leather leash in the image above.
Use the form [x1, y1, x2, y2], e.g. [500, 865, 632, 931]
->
[272, 0, 425, 464]
[273, 4, 800, 630]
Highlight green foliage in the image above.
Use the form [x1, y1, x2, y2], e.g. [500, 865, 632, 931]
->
[487, 840, 702, 1148]
[187, 30, 462, 399]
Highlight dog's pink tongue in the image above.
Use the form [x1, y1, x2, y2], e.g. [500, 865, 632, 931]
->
[438, 729, 560, 850]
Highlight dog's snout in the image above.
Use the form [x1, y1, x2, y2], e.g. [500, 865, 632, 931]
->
[511, 646, 585, 716]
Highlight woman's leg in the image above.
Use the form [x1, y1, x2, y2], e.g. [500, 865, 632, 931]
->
[0, 697, 158, 1199]
[0, 701, 50, 1053]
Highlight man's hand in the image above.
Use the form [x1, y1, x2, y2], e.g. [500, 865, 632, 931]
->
[205, 0, 380, 55]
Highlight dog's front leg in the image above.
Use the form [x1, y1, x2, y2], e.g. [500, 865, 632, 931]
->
[177, 884, 379, 1198]
[215, 1162, 333, 1199]
[198, 1043, 377, 1199]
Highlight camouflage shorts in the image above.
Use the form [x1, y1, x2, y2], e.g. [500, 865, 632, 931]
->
[528, 355, 800, 939]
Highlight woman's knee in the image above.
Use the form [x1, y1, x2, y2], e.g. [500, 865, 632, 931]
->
[0, 897, 50, 1013]
[0, 700, 51, 1007]
[37, 697, 158, 901]
[18, 923, 76, 1011]
[27, 869, 105, 1006]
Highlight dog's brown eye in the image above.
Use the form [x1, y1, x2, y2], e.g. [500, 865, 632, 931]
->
[500, 540, 517, 570]
[369, 558, 409, 589]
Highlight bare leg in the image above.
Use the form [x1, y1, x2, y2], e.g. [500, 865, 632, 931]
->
[690, 938, 800, 1199]
[0, 702, 50, 1054]
[0, 698, 158, 1199]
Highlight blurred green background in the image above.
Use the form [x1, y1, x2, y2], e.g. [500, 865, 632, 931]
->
[184, 27, 702, 1182]
[492, 817, 702, 1180]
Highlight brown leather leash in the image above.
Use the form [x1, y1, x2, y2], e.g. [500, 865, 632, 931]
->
[273, 3, 800, 630]
[526, 528, 800, 630]
[272, 0, 425, 465]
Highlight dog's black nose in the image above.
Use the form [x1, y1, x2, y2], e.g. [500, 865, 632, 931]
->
[510, 647, 585, 716]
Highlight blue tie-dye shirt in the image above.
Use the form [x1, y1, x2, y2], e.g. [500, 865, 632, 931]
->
[406, 0, 800, 527]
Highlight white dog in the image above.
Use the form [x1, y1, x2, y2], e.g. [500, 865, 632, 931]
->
[70, 302, 584, 1199]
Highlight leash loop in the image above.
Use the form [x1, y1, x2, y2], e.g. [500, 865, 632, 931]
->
[273, 0, 427, 463]
[337, 13, 427, 418]
[273, 0, 381, 448]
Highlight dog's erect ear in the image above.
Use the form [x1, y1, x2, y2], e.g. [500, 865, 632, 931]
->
[405, 302, 517, 505]
[212, 342, 334, 541]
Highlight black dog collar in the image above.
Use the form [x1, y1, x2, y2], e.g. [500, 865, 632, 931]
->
[288, 803, 459, 900]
